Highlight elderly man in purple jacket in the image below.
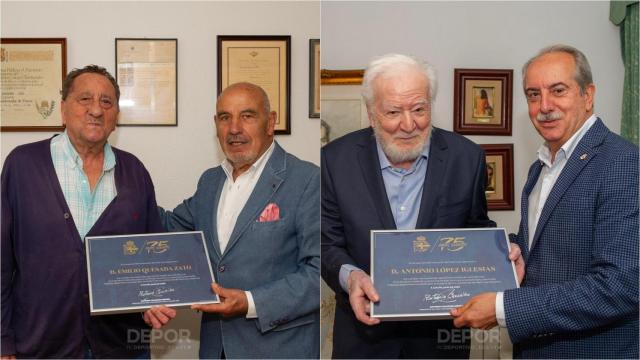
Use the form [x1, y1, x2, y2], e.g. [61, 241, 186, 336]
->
[1, 65, 163, 358]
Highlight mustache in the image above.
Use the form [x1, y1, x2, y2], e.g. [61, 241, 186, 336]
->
[536, 111, 563, 122]
[226, 134, 249, 144]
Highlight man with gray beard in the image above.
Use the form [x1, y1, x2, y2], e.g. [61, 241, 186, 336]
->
[321, 54, 506, 358]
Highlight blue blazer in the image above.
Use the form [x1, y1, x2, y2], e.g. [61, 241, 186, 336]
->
[321, 127, 494, 357]
[163, 143, 320, 359]
[504, 119, 639, 358]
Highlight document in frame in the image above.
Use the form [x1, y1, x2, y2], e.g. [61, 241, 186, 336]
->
[370, 228, 518, 320]
[86, 231, 219, 315]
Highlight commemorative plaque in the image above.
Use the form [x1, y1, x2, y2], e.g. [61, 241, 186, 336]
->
[86, 231, 219, 315]
[370, 228, 518, 320]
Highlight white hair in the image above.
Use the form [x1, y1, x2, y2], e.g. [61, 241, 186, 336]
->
[361, 53, 438, 108]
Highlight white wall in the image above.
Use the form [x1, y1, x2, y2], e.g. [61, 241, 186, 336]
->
[1, 1, 319, 358]
[1, 0, 321, 207]
[321, 0, 624, 234]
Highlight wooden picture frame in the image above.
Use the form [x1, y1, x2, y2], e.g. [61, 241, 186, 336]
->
[218, 35, 291, 134]
[321, 69, 365, 85]
[115, 38, 177, 126]
[1, 38, 67, 132]
[320, 69, 368, 146]
[309, 39, 320, 118]
[454, 69, 513, 135]
[481, 144, 514, 211]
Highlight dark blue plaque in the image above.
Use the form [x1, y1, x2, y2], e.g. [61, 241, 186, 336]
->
[86, 231, 219, 315]
[371, 228, 518, 320]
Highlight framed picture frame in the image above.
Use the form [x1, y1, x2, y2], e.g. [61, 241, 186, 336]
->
[218, 35, 291, 134]
[321, 69, 365, 85]
[309, 39, 320, 118]
[1, 38, 67, 132]
[454, 69, 513, 135]
[481, 144, 514, 211]
[115, 38, 177, 126]
[320, 69, 368, 146]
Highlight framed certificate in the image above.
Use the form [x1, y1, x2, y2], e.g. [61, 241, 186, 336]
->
[1, 38, 66, 132]
[370, 228, 518, 320]
[218, 35, 291, 134]
[115, 38, 177, 126]
[86, 231, 219, 315]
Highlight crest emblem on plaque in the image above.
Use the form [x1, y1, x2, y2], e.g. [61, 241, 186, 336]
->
[413, 236, 431, 252]
[123, 240, 138, 255]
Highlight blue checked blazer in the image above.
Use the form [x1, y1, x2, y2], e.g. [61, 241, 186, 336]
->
[504, 119, 639, 358]
[161, 143, 320, 359]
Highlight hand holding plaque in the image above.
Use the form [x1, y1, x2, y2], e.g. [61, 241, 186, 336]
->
[347, 270, 381, 326]
[143, 305, 177, 329]
[190, 283, 249, 318]
[450, 242, 524, 330]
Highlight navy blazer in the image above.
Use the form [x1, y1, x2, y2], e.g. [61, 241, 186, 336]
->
[504, 119, 639, 358]
[163, 143, 320, 359]
[321, 127, 494, 357]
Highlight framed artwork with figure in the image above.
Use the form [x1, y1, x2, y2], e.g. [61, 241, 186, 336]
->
[454, 69, 513, 135]
[481, 144, 514, 211]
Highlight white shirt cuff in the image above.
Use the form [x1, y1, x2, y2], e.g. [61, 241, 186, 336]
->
[339, 264, 362, 292]
[245, 291, 257, 318]
[495, 291, 507, 327]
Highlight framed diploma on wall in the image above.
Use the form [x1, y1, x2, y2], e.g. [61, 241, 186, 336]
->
[1, 38, 67, 132]
[218, 35, 291, 134]
[115, 38, 177, 126]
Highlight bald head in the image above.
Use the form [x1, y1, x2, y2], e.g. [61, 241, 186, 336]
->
[218, 82, 271, 115]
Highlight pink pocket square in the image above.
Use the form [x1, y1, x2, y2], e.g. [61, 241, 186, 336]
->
[258, 203, 280, 222]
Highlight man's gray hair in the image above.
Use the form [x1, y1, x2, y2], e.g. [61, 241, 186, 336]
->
[522, 44, 593, 94]
[361, 54, 437, 108]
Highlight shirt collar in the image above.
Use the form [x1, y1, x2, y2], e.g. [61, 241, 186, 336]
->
[221, 141, 275, 181]
[376, 133, 431, 171]
[59, 130, 116, 171]
[537, 114, 597, 166]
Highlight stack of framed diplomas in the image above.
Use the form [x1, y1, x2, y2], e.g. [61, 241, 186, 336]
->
[370, 228, 518, 320]
[86, 231, 219, 315]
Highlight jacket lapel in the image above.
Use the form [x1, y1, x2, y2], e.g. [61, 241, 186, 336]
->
[416, 129, 447, 228]
[531, 119, 607, 249]
[206, 171, 225, 259]
[520, 160, 543, 257]
[223, 143, 285, 257]
[357, 131, 396, 229]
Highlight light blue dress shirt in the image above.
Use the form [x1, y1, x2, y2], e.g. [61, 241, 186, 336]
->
[339, 137, 431, 291]
[50, 131, 117, 241]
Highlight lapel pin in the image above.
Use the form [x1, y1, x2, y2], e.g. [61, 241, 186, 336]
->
[579, 153, 588, 160]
